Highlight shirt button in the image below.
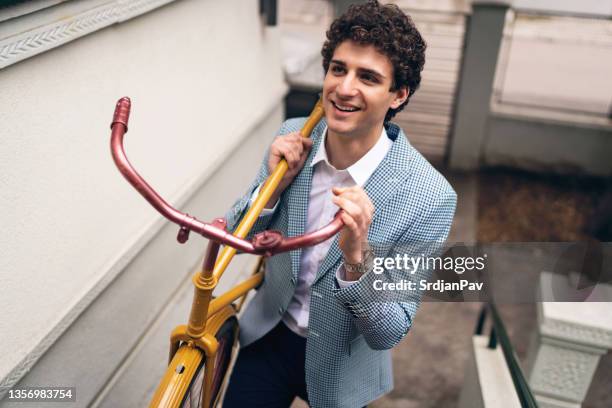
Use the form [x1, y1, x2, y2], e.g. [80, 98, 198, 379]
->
[278, 307, 284, 315]
[290, 277, 296, 285]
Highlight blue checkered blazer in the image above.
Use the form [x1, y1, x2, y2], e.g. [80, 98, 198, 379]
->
[225, 117, 456, 407]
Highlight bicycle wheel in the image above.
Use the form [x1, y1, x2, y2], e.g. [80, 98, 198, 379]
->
[180, 317, 238, 408]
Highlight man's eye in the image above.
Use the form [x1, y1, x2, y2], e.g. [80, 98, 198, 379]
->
[331, 65, 345, 74]
[361, 74, 378, 83]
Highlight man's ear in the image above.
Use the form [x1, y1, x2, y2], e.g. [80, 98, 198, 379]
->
[390, 87, 409, 109]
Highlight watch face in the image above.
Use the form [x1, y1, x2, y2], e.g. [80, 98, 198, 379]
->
[346, 263, 364, 274]
[345, 248, 375, 275]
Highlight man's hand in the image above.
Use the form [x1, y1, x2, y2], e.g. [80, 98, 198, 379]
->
[266, 132, 313, 208]
[332, 186, 374, 268]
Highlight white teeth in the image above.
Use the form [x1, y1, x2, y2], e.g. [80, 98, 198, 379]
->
[334, 102, 358, 112]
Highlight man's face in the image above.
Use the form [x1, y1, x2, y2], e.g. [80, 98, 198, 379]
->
[322, 40, 407, 138]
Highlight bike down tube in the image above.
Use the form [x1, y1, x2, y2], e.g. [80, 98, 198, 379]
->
[210, 98, 326, 281]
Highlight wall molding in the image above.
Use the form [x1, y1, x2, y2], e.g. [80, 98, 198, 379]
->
[0, 0, 178, 69]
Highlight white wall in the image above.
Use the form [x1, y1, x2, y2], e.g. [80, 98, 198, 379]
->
[0, 0, 286, 391]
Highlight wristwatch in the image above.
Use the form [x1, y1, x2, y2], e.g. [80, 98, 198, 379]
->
[343, 246, 375, 275]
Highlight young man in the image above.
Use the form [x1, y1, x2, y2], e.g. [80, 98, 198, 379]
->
[223, 1, 456, 407]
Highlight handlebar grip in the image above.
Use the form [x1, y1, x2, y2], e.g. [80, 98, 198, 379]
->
[111, 97, 131, 131]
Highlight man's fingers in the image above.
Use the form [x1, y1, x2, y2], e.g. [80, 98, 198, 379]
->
[268, 148, 281, 170]
[335, 190, 373, 219]
[296, 150, 309, 169]
[277, 134, 312, 169]
[266, 132, 312, 194]
[276, 141, 296, 165]
[286, 150, 300, 169]
[332, 195, 364, 222]
[292, 142, 303, 158]
[340, 212, 360, 234]
[300, 137, 313, 157]
[302, 137, 313, 149]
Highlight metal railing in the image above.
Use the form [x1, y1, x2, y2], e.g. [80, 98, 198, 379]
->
[475, 303, 539, 408]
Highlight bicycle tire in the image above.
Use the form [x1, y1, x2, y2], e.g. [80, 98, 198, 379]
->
[180, 317, 238, 408]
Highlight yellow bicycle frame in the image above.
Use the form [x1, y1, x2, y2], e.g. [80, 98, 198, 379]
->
[148, 98, 325, 408]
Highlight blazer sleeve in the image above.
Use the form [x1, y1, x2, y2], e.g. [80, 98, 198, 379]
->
[332, 188, 457, 350]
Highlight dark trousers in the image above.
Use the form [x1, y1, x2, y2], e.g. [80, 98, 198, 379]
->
[223, 321, 309, 407]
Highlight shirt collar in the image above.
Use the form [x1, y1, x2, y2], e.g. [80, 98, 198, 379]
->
[310, 125, 392, 186]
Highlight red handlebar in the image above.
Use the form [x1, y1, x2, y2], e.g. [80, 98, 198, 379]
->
[110, 97, 343, 256]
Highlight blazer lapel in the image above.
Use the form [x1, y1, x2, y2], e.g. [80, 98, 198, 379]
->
[287, 120, 327, 280]
[313, 123, 414, 285]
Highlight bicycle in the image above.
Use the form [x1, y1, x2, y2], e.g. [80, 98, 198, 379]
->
[109, 96, 338, 407]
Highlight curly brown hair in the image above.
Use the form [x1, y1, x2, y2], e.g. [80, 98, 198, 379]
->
[321, 0, 426, 122]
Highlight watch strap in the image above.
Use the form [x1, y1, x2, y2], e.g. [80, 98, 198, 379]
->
[344, 247, 375, 275]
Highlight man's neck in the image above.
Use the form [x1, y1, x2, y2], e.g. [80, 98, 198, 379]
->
[326, 124, 383, 170]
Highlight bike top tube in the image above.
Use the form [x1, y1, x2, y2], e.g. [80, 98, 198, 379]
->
[109, 97, 343, 256]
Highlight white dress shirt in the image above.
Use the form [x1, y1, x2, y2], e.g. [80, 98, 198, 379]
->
[251, 126, 392, 337]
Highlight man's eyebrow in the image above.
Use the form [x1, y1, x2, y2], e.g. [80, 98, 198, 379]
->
[329, 59, 386, 80]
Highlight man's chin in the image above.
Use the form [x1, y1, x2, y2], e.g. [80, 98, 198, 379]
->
[327, 120, 357, 137]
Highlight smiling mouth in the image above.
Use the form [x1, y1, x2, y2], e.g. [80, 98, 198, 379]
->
[332, 100, 360, 113]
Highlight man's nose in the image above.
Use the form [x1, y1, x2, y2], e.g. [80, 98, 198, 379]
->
[336, 73, 358, 98]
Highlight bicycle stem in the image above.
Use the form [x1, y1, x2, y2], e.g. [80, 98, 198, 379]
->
[187, 218, 226, 338]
